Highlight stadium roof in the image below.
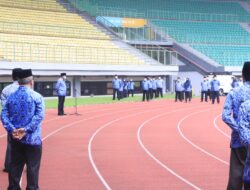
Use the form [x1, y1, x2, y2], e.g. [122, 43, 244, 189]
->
[0, 62, 178, 76]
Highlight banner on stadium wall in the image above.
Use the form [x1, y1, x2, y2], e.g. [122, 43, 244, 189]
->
[123, 18, 147, 28]
[96, 16, 147, 28]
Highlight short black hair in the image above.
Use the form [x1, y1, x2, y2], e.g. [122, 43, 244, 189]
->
[243, 62, 250, 81]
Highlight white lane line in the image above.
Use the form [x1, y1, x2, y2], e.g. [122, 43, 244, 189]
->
[137, 107, 203, 190]
[0, 133, 6, 138]
[18, 104, 152, 188]
[177, 110, 229, 165]
[89, 105, 207, 190]
[0, 105, 140, 140]
[19, 103, 172, 188]
[41, 103, 171, 142]
[213, 114, 230, 139]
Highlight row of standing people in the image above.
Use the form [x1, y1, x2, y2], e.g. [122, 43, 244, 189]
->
[141, 76, 164, 101]
[200, 75, 221, 104]
[201, 75, 243, 104]
[175, 77, 192, 103]
[112, 75, 164, 102]
[112, 75, 135, 100]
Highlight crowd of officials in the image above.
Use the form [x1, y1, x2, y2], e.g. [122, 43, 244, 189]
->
[112, 74, 243, 105]
[174, 75, 241, 104]
[1, 66, 250, 190]
[112, 75, 164, 101]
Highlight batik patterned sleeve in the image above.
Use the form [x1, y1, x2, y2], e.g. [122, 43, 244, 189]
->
[1, 98, 15, 133]
[24, 93, 45, 133]
[222, 92, 238, 131]
[0, 90, 7, 107]
[238, 100, 250, 145]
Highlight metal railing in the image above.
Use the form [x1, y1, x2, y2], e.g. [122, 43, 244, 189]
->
[96, 16, 169, 42]
[133, 44, 178, 65]
[96, 16, 179, 65]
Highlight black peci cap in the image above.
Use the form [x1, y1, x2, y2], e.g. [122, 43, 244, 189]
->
[19, 69, 33, 79]
[12, 68, 22, 81]
[60, 73, 66, 77]
[243, 62, 250, 81]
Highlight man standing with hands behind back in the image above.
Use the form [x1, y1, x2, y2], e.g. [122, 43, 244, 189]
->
[222, 62, 250, 190]
[1, 69, 45, 190]
[0, 68, 22, 173]
[56, 73, 67, 116]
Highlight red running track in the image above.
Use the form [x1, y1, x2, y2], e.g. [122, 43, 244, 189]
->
[0, 98, 232, 190]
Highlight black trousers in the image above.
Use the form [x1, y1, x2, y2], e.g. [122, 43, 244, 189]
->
[157, 88, 163, 98]
[58, 96, 65, 115]
[123, 90, 128, 98]
[128, 90, 134, 97]
[207, 89, 212, 100]
[227, 147, 249, 190]
[112, 89, 119, 100]
[142, 90, 149, 101]
[149, 88, 153, 99]
[8, 140, 42, 190]
[185, 91, 192, 102]
[4, 134, 12, 171]
[152, 90, 157, 99]
[201, 91, 208, 102]
[211, 91, 220, 104]
[118, 91, 123, 99]
[175, 91, 182, 102]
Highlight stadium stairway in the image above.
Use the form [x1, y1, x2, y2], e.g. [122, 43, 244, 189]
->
[173, 43, 224, 73]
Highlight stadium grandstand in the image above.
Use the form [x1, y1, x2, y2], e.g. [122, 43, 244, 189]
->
[0, 0, 250, 97]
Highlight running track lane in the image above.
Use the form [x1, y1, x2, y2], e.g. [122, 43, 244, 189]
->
[1, 98, 231, 189]
[89, 101, 215, 189]
[38, 101, 182, 189]
[0, 101, 154, 189]
[23, 100, 172, 189]
[139, 103, 229, 189]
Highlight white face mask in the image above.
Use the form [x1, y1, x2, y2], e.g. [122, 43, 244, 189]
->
[63, 76, 67, 80]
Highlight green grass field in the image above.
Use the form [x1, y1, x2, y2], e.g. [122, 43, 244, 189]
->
[45, 94, 175, 109]
[0, 94, 175, 111]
